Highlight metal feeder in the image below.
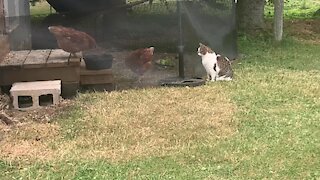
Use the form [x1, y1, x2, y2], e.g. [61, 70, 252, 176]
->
[159, 0, 205, 87]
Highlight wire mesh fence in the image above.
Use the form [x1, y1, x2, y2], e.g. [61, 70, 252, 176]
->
[5, 0, 237, 89]
[97, 0, 237, 57]
[29, 0, 237, 56]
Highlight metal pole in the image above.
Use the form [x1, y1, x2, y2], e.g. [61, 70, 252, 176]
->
[177, 0, 184, 78]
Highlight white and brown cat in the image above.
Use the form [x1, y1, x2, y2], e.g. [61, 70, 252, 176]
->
[197, 43, 233, 81]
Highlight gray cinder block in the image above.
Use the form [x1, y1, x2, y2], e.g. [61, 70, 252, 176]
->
[10, 80, 61, 110]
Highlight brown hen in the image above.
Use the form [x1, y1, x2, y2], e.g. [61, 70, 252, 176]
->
[48, 25, 97, 56]
[125, 47, 154, 82]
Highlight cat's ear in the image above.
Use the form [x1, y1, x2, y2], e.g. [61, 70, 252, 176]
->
[199, 43, 204, 46]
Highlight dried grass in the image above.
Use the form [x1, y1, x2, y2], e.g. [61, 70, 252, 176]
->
[0, 85, 236, 162]
[60, 86, 236, 161]
[0, 123, 60, 161]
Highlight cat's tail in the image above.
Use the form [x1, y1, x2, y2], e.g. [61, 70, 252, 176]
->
[232, 53, 247, 63]
[228, 54, 245, 65]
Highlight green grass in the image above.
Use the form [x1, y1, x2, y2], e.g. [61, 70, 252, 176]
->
[1, 36, 319, 179]
[29, 1, 55, 24]
[265, 0, 320, 19]
[1, 1, 319, 179]
[30, 1, 54, 16]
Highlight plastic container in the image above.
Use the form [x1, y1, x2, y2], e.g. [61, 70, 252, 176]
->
[83, 50, 113, 70]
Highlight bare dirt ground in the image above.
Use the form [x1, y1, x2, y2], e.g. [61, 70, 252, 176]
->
[110, 50, 204, 90]
[0, 94, 72, 125]
[285, 19, 320, 44]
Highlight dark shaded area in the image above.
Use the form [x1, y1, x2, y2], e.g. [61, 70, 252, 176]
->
[314, 8, 320, 17]
[46, 0, 125, 13]
[39, 94, 53, 106]
[30, 1, 237, 58]
[31, 8, 179, 52]
[18, 96, 33, 108]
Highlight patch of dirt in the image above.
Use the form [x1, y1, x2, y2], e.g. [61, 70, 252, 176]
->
[0, 94, 72, 125]
[285, 19, 320, 44]
[108, 50, 205, 90]
[263, 19, 320, 44]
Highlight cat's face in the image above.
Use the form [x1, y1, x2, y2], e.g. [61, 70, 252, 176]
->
[197, 43, 214, 56]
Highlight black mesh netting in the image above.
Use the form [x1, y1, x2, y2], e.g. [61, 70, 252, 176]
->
[32, 0, 237, 56]
[10, 0, 237, 88]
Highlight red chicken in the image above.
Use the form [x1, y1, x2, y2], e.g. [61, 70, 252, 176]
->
[125, 47, 154, 82]
[48, 25, 97, 56]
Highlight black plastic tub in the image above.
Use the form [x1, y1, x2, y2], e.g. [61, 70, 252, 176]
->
[83, 50, 113, 70]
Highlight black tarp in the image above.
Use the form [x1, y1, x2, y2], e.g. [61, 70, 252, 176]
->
[46, 0, 125, 13]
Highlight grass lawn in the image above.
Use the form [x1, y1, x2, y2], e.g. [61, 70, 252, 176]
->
[265, 0, 320, 19]
[1, 34, 319, 179]
[0, 1, 319, 179]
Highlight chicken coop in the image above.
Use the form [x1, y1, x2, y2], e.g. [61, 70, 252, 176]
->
[0, 0, 31, 50]
[1, 0, 237, 95]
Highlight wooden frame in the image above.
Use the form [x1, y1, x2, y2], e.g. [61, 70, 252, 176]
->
[0, 0, 5, 34]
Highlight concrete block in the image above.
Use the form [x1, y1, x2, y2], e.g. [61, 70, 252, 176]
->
[10, 80, 61, 110]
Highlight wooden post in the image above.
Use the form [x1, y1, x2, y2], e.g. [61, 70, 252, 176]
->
[0, 0, 9, 63]
[2, 0, 31, 50]
[0, 0, 5, 34]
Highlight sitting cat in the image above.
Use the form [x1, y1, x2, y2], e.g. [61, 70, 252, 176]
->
[197, 43, 233, 81]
